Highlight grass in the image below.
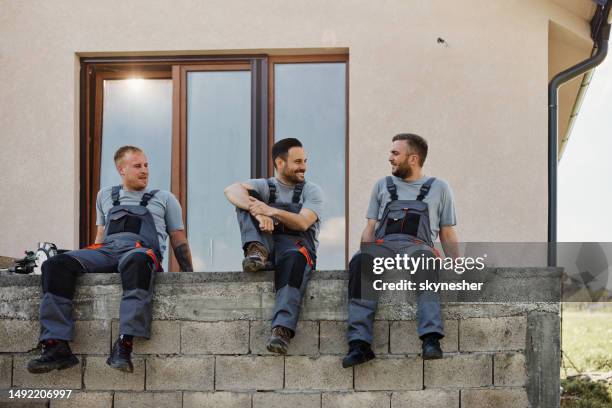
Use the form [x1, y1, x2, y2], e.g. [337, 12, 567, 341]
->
[561, 304, 612, 407]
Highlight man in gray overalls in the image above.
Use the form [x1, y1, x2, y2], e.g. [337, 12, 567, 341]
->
[28, 146, 193, 374]
[343, 133, 459, 368]
[224, 138, 324, 354]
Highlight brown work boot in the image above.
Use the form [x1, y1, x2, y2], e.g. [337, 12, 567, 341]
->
[242, 242, 269, 272]
[266, 326, 293, 355]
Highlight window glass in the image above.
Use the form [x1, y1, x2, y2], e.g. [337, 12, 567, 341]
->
[186, 70, 252, 271]
[274, 63, 347, 269]
[100, 79, 173, 269]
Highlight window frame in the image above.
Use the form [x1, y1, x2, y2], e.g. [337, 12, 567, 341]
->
[80, 54, 348, 270]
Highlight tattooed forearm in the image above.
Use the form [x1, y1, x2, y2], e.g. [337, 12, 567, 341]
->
[174, 242, 193, 272]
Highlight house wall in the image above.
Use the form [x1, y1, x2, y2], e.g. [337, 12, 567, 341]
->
[0, 0, 593, 257]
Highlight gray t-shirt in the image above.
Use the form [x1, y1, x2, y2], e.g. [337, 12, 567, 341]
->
[96, 186, 184, 254]
[366, 175, 456, 242]
[246, 178, 324, 250]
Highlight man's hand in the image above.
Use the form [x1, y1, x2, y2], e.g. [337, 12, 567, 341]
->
[256, 214, 275, 233]
[248, 196, 276, 217]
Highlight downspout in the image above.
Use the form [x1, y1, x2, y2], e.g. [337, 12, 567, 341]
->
[547, 1, 611, 266]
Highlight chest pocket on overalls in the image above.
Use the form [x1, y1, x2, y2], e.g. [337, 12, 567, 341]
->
[385, 208, 421, 236]
[107, 207, 148, 235]
[381, 176, 436, 242]
[106, 186, 159, 238]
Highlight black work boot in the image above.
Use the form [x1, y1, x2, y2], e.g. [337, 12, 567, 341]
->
[342, 340, 375, 368]
[107, 335, 134, 373]
[266, 326, 292, 354]
[26, 339, 79, 374]
[421, 333, 443, 360]
[242, 242, 270, 273]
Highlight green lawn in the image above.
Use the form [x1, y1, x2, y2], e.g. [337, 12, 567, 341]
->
[561, 306, 612, 407]
[562, 309, 612, 374]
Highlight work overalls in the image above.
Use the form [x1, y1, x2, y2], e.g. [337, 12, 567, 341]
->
[237, 179, 316, 334]
[347, 176, 444, 344]
[39, 186, 162, 341]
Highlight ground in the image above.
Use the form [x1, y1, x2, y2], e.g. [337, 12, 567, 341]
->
[561, 304, 612, 407]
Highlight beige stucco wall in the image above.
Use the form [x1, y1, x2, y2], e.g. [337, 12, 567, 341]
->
[0, 0, 593, 258]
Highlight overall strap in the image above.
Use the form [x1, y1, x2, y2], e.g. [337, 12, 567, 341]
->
[292, 182, 305, 204]
[267, 178, 277, 204]
[111, 185, 122, 206]
[416, 177, 436, 201]
[140, 190, 159, 207]
[386, 176, 398, 201]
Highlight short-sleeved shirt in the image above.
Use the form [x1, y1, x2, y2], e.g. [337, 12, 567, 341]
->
[245, 178, 324, 250]
[366, 175, 456, 242]
[96, 186, 184, 254]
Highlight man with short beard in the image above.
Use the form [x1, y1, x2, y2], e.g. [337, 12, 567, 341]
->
[224, 138, 323, 354]
[27, 146, 193, 375]
[342, 133, 459, 368]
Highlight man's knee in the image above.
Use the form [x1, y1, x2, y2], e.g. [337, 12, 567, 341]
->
[275, 250, 307, 290]
[119, 252, 154, 291]
[348, 252, 376, 299]
[41, 254, 83, 299]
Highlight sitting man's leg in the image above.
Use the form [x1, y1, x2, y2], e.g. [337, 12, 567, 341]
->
[412, 249, 444, 360]
[108, 248, 158, 373]
[267, 245, 313, 354]
[28, 248, 116, 373]
[236, 190, 273, 272]
[343, 251, 378, 368]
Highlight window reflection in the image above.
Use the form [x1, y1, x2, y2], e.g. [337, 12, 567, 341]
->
[274, 63, 347, 270]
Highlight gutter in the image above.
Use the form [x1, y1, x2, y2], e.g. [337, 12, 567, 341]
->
[548, 0, 611, 266]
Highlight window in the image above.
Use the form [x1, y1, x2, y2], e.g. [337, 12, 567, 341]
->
[81, 54, 348, 271]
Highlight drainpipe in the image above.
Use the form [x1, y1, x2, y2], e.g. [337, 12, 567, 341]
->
[548, 1, 611, 266]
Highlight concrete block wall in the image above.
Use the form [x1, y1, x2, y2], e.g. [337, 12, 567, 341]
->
[0, 270, 561, 407]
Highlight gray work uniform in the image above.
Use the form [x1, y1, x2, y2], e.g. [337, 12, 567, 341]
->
[237, 177, 323, 333]
[39, 186, 184, 342]
[347, 175, 457, 344]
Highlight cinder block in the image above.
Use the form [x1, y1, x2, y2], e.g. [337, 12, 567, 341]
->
[319, 321, 388, 355]
[460, 388, 529, 407]
[391, 390, 459, 408]
[0, 320, 39, 352]
[111, 320, 180, 354]
[114, 392, 182, 408]
[50, 392, 113, 408]
[285, 356, 352, 391]
[0, 396, 48, 407]
[183, 392, 252, 408]
[146, 356, 214, 391]
[216, 356, 283, 391]
[182, 321, 249, 354]
[460, 317, 526, 351]
[84, 356, 144, 391]
[13, 355, 81, 389]
[354, 357, 422, 391]
[390, 320, 458, 354]
[254, 392, 321, 408]
[322, 392, 390, 407]
[250, 321, 318, 356]
[424, 354, 492, 388]
[494, 353, 527, 386]
[0, 355, 11, 389]
[71, 320, 111, 354]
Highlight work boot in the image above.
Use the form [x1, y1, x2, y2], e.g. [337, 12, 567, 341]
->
[342, 340, 375, 368]
[26, 339, 79, 374]
[107, 335, 134, 373]
[266, 326, 292, 354]
[421, 333, 443, 360]
[242, 242, 269, 272]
